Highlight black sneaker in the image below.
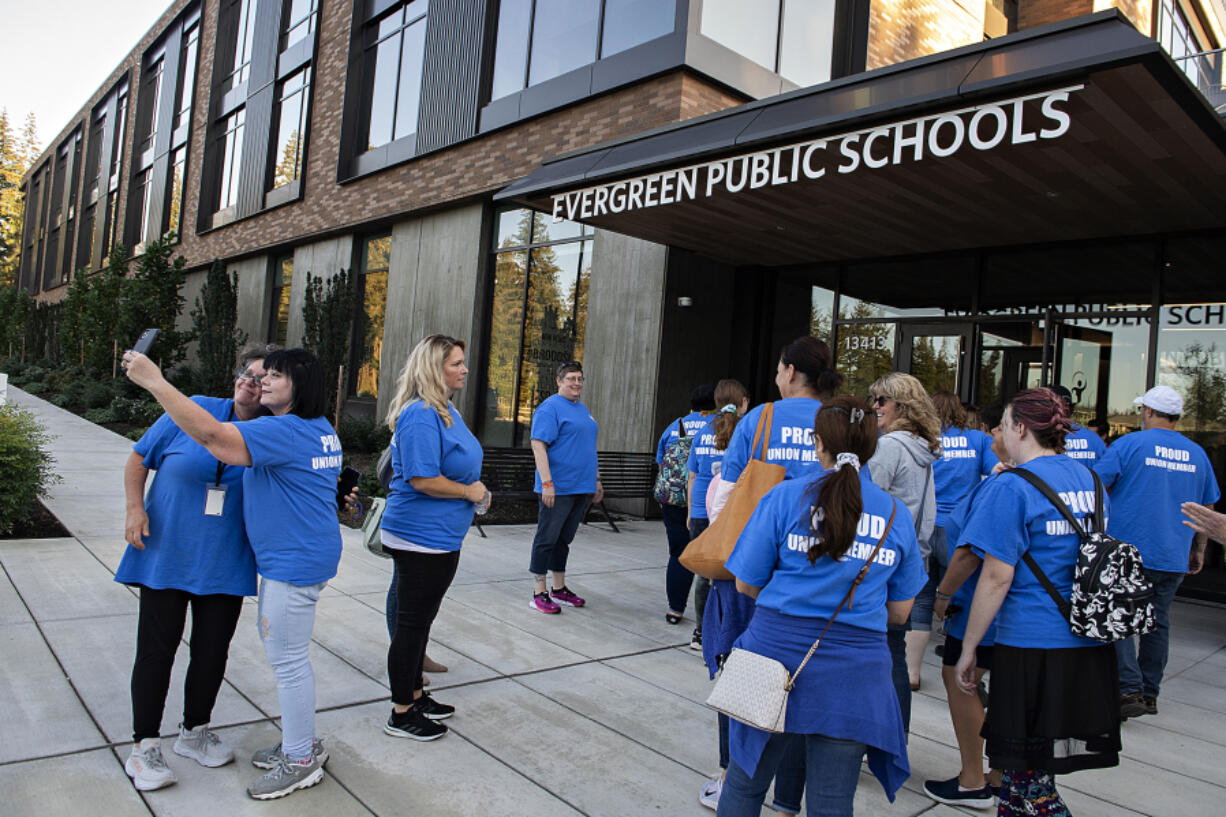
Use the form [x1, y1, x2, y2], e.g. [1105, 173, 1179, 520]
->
[413, 693, 455, 721]
[922, 776, 993, 809]
[1142, 695, 1158, 715]
[384, 707, 447, 741]
[1120, 692, 1147, 720]
[690, 629, 702, 651]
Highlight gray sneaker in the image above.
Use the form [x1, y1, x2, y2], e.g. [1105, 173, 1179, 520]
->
[251, 738, 328, 770]
[125, 739, 177, 791]
[247, 754, 324, 800]
[173, 723, 234, 768]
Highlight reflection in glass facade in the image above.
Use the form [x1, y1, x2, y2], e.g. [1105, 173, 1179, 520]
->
[271, 68, 311, 189]
[355, 235, 391, 398]
[270, 255, 293, 346]
[480, 209, 593, 445]
[282, 0, 318, 51]
[365, 0, 429, 150]
[701, 0, 836, 86]
[217, 108, 246, 211]
[491, 0, 676, 100]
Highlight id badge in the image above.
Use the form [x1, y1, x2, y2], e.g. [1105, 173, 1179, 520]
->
[204, 483, 228, 517]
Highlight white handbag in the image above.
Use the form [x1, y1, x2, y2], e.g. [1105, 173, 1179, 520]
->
[705, 502, 897, 733]
[361, 497, 389, 558]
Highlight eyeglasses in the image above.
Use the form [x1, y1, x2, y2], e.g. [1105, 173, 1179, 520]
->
[235, 370, 264, 383]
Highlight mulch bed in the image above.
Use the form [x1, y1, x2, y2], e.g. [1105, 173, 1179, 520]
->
[2, 499, 71, 539]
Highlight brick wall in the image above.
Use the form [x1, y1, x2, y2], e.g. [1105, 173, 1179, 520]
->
[867, 0, 987, 70]
[1018, 0, 1094, 29]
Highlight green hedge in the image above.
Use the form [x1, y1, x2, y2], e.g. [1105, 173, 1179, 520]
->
[0, 405, 60, 535]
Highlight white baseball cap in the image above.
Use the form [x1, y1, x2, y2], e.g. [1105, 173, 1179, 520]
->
[1133, 385, 1183, 415]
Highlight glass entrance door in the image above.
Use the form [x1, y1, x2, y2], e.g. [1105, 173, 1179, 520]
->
[898, 323, 973, 400]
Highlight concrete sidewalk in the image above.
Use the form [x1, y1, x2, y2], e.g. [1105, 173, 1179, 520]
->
[2, 386, 1224, 817]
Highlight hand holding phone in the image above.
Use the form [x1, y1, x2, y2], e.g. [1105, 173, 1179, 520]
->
[132, 328, 161, 356]
[337, 466, 361, 510]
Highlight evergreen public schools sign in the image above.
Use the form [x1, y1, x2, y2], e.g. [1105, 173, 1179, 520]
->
[551, 85, 1084, 223]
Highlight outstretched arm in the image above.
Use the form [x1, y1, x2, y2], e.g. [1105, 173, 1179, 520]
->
[123, 351, 252, 466]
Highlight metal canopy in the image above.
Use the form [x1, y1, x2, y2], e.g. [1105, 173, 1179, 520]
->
[496, 12, 1226, 267]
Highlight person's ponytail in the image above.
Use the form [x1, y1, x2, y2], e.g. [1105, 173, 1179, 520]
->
[804, 397, 878, 563]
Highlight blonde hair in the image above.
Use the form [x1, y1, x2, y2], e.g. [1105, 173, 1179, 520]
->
[386, 334, 466, 430]
[869, 372, 942, 454]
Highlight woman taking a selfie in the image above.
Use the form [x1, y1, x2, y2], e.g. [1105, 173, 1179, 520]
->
[719, 396, 926, 817]
[379, 334, 486, 741]
[124, 346, 342, 801]
[117, 344, 275, 791]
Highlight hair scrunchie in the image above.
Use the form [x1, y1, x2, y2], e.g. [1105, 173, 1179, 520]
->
[719, 403, 738, 414]
[835, 452, 861, 471]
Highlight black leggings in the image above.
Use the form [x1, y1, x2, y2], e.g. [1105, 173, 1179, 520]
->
[131, 586, 244, 741]
[388, 549, 461, 705]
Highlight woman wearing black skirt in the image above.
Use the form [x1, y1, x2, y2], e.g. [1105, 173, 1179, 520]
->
[953, 388, 1120, 816]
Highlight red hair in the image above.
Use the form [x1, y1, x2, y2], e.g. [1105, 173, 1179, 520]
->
[1008, 388, 1071, 452]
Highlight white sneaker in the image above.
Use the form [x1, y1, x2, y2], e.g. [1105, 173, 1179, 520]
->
[173, 723, 235, 768]
[125, 739, 177, 791]
[699, 776, 722, 810]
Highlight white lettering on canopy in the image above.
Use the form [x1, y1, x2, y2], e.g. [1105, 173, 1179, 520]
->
[549, 85, 1084, 221]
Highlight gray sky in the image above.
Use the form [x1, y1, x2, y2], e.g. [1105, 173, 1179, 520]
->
[0, 0, 171, 153]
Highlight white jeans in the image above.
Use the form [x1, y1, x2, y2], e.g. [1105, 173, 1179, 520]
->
[257, 578, 324, 761]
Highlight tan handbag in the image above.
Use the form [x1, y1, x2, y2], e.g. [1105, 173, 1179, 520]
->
[680, 403, 786, 580]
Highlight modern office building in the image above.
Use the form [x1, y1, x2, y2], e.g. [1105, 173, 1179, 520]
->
[17, 0, 1226, 597]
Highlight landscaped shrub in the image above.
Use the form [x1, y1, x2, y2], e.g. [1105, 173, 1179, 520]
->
[82, 380, 117, 409]
[22, 382, 48, 394]
[11, 365, 48, 386]
[0, 405, 59, 535]
[111, 396, 163, 425]
[336, 415, 392, 455]
[46, 365, 87, 392]
[83, 406, 120, 425]
[126, 427, 150, 441]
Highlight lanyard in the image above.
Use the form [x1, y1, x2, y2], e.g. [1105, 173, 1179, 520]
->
[214, 403, 235, 485]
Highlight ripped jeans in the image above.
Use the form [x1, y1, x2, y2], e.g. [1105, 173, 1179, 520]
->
[258, 578, 324, 762]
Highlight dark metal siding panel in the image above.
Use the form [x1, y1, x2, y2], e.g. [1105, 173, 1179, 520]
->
[239, 83, 275, 215]
[415, 0, 487, 154]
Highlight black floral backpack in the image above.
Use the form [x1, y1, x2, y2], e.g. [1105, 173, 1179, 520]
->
[653, 418, 693, 507]
[1006, 468, 1156, 643]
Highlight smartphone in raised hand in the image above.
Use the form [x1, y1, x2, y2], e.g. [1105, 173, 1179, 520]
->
[132, 328, 161, 356]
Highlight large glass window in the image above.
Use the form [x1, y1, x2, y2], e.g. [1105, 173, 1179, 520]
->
[174, 22, 200, 131]
[217, 108, 246, 212]
[1158, 304, 1226, 438]
[224, 0, 259, 91]
[490, 0, 676, 100]
[700, 0, 836, 87]
[167, 146, 187, 236]
[363, 0, 429, 151]
[136, 57, 165, 158]
[479, 209, 593, 446]
[269, 255, 293, 345]
[1158, 0, 1205, 87]
[281, 0, 318, 50]
[353, 236, 391, 399]
[270, 68, 310, 189]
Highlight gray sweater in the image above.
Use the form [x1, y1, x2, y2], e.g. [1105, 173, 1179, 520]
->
[868, 431, 940, 558]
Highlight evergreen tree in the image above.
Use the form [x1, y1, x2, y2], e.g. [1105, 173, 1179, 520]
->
[0, 283, 32, 357]
[302, 268, 357, 416]
[120, 234, 190, 368]
[57, 269, 91, 365]
[192, 259, 248, 396]
[0, 110, 38, 289]
[82, 246, 126, 374]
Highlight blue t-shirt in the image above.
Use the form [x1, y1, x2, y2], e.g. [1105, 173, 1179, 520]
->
[933, 425, 998, 527]
[381, 401, 483, 551]
[115, 397, 256, 597]
[942, 477, 997, 646]
[1094, 428, 1220, 572]
[959, 455, 1105, 649]
[237, 414, 344, 586]
[531, 393, 599, 494]
[686, 416, 725, 520]
[726, 471, 926, 632]
[721, 398, 824, 483]
[655, 411, 710, 464]
[1064, 424, 1107, 466]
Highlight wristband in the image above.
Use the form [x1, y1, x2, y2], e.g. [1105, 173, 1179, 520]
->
[542, 480, 554, 488]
